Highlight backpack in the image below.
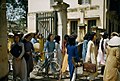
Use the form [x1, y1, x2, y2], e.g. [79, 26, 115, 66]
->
[10, 44, 22, 58]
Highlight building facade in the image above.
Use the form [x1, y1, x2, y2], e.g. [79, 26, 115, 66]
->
[106, 0, 120, 36]
[28, 0, 107, 42]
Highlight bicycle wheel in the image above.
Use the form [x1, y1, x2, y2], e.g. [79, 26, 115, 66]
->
[51, 61, 60, 72]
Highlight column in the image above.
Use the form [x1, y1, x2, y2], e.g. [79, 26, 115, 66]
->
[67, 21, 71, 35]
[52, 2, 69, 47]
[78, 9, 86, 42]
[27, 13, 36, 33]
[0, 0, 8, 80]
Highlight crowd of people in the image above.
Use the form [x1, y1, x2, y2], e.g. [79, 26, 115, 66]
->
[82, 32, 120, 81]
[7, 31, 120, 81]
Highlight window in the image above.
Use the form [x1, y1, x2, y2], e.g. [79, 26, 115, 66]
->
[88, 20, 96, 31]
[78, 0, 91, 5]
[70, 21, 78, 34]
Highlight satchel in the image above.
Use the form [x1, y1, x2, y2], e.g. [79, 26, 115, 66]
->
[83, 62, 96, 73]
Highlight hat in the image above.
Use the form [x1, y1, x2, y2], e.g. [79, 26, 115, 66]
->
[107, 36, 120, 46]
[8, 32, 14, 36]
[100, 32, 104, 35]
[22, 33, 31, 39]
[111, 32, 119, 37]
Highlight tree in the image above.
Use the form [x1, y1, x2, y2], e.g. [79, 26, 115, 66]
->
[0, 0, 8, 80]
[6, 0, 28, 26]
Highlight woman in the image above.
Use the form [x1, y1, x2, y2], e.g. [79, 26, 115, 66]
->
[85, 32, 98, 81]
[103, 35, 120, 81]
[54, 35, 62, 67]
[11, 34, 27, 81]
[38, 34, 44, 52]
[30, 33, 39, 45]
[67, 36, 80, 81]
[44, 33, 55, 74]
[97, 32, 109, 74]
[82, 33, 90, 62]
[59, 34, 69, 80]
[22, 33, 34, 81]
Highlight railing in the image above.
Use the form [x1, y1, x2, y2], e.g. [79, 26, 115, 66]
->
[36, 11, 58, 39]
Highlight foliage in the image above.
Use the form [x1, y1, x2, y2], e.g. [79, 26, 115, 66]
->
[6, 0, 28, 22]
[6, 0, 28, 32]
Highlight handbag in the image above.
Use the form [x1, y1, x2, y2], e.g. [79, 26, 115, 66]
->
[83, 62, 96, 73]
[83, 53, 96, 73]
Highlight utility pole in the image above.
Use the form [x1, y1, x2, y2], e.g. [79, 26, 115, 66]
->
[0, 0, 8, 80]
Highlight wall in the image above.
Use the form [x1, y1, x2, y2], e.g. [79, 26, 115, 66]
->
[28, 0, 52, 13]
[28, 0, 106, 40]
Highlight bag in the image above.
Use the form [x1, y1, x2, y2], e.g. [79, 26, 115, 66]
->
[10, 44, 22, 58]
[83, 42, 96, 73]
[83, 62, 96, 73]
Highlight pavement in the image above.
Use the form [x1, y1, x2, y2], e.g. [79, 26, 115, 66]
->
[8, 66, 103, 81]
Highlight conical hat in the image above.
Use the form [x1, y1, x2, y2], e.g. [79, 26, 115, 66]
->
[8, 32, 14, 36]
[107, 36, 120, 46]
[22, 33, 31, 39]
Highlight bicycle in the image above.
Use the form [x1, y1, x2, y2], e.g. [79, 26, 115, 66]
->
[34, 52, 60, 77]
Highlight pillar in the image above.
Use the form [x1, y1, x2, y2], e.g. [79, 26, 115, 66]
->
[27, 13, 36, 33]
[78, 9, 86, 42]
[0, 0, 8, 80]
[52, 2, 69, 47]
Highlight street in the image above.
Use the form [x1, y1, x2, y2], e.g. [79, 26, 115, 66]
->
[8, 66, 103, 81]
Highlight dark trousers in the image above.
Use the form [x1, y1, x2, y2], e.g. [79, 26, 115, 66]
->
[101, 65, 105, 75]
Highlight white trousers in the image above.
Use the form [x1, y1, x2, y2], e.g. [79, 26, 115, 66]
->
[13, 57, 27, 81]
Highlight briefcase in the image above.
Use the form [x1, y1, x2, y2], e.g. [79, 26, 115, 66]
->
[83, 62, 96, 73]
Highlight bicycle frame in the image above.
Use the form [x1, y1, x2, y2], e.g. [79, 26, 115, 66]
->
[35, 52, 60, 76]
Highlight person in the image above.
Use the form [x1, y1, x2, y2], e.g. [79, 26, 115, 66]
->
[82, 33, 90, 62]
[44, 33, 56, 74]
[8, 32, 14, 53]
[71, 33, 78, 45]
[22, 33, 34, 81]
[11, 34, 27, 81]
[38, 34, 45, 61]
[54, 35, 62, 67]
[111, 32, 119, 38]
[59, 34, 69, 80]
[31, 33, 40, 65]
[30, 33, 39, 45]
[97, 32, 109, 74]
[67, 36, 80, 81]
[85, 32, 98, 81]
[62, 34, 69, 58]
[7, 32, 14, 71]
[103, 34, 120, 81]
